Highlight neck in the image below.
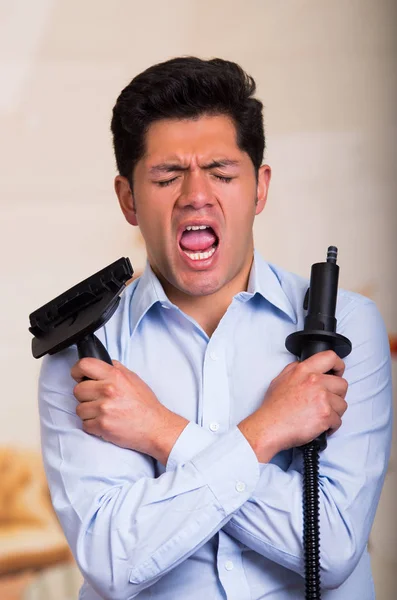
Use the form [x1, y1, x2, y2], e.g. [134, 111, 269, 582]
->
[155, 254, 254, 337]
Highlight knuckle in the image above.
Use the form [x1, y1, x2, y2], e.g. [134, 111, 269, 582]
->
[308, 373, 319, 386]
[98, 415, 109, 430]
[317, 389, 329, 407]
[321, 404, 332, 420]
[103, 383, 116, 398]
[99, 401, 111, 415]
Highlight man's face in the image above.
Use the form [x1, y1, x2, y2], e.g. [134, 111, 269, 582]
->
[116, 114, 270, 298]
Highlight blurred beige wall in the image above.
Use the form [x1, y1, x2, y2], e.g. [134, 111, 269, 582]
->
[0, 0, 396, 597]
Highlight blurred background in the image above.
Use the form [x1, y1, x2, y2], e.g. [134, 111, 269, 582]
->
[0, 0, 396, 598]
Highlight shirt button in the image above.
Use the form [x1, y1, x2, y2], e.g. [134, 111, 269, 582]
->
[209, 351, 219, 361]
[235, 481, 246, 493]
[224, 560, 234, 571]
[209, 422, 219, 432]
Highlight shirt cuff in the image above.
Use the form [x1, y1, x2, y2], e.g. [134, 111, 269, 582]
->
[166, 421, 215, 471]
[191, 427, 260, 515]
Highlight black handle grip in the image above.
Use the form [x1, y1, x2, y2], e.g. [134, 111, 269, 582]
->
[77, 332, 113, 365]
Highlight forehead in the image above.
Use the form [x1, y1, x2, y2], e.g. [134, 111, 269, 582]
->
[142, 114, 243, 164]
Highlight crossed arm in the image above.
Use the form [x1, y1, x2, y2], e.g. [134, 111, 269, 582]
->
[39, 300, 392, 599]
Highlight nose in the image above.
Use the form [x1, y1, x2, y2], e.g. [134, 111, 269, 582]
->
[177, 170, 214, 210]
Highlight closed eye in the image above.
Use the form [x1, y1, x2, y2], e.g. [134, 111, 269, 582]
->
[213, 174, 233, 183]
[155, 177, 179, 187]
[155, 174, 234, 187]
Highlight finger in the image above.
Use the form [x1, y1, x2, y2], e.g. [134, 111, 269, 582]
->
[302, 350, 345, 378]
[327, 409, 343, 435]
[73, 380, 103, 403]
[71, 357, 115, 383]
[279, 360, 299, 378]
[328, 393, 348, 418]
[81, 418, 102, 438]
[112, 360, 136, 378]
[112, 359, 124, 368]
[284, 360, 299, 372]
[76, 399, 103, 421]
[317, 374, 349, 398]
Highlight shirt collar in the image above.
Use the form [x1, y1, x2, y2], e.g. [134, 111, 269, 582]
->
[129, 249, 297, 335]
[243, 249, 297, 323]
[128, 260, 169, 335]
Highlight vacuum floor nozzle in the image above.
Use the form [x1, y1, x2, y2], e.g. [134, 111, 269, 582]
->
[29, 257, 133, 359]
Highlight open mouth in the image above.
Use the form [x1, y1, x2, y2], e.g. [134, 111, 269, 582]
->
[178, 224, 219, 262]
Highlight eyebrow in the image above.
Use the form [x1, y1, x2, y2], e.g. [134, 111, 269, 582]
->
[149, 159, 240, 175]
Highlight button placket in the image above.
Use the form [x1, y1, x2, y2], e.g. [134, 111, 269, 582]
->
[201, 336, 230, 434]
[216, 530, 252, 600]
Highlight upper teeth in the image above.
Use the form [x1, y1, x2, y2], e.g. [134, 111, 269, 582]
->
[185, 225, 209, 231]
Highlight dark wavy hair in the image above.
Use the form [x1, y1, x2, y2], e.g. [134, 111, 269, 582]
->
[111, 56, 265, 185]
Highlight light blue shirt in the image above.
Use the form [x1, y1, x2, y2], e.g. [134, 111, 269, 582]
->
[39, 250, 392, 600]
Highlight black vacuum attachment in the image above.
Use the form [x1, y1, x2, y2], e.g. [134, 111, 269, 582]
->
[29, 257, 133, 364]
[285, 246, 352, 599]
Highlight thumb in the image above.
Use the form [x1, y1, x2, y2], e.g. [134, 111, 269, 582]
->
[112, 360, 138, 380]
[112, 359, 126, 370]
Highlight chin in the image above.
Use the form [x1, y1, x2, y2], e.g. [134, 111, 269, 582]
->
[178, 274, 223, 297]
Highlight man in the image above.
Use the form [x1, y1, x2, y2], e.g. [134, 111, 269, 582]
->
[39, 57, 392, 599]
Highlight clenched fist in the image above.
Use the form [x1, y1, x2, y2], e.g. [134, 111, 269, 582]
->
[71, 358, 188, 465]
[238, 350, 348, 463]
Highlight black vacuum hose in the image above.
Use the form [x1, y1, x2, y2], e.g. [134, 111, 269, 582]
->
[303, 442, 321, 598]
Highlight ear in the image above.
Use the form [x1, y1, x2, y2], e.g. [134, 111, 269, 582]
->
[255, 164, 271, 216]
[114, 176, 138, 226]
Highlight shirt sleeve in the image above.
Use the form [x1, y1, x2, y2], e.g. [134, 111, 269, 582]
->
[221, 299, 393, 589]
[39, 346, 259, 600]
